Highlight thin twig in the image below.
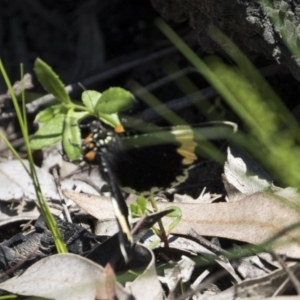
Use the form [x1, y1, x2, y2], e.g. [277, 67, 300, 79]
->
[188, 228, 229, 255]
[271, 251, 300, 295]
[51, 166, 72, 223]
[25, 46, 178, 114]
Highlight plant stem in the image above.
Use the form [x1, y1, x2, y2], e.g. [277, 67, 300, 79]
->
[149, 196, 172, 258]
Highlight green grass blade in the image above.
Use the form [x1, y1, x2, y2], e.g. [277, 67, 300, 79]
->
[0, 59, 68, 254]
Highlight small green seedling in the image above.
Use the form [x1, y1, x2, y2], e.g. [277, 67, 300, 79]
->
[130, 195, 182, 249]
[30, 58, 135, 162]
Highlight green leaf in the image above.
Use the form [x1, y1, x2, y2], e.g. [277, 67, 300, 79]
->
[165, 206, 181, 218]
[82, 90, 102, 111]
[34, 58, 71, 104]
[82, 89, 123, 129]
[62, 109, 82, 161]
[95, 87, 135, 114]
[149, 240, 160, 250]
[72, 111, 90, 123]
[35, 104, 66, 123]
[129, 203, 140, 217]
[151, 226, 161, 236]
[30, 114, 65, 149]
[136, 196, 147, 214]
[164, 206, 182, 234]
[99, 112, 122, 129]
[130, 196, 148, 217]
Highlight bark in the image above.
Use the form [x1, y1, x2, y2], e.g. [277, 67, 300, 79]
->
[151, 0, 300, 81]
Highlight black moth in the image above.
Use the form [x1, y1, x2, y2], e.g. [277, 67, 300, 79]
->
[82, 120, 235, 196]
[80, 120, 236, 262]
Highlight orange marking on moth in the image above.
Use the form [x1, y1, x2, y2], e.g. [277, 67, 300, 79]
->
[84, 133, 93, 143]
[83, 133, 95, 150]
[84, 150, 97, 162]
[114, 124, 125, 133]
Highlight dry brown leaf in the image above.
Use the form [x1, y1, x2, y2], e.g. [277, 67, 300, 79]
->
[63, 190, 115, 219]
[127, 243, 163, 300]
[264, 297, 300, 300]
[192, 263, 300, 299]
[0, 253, 131, 300]
[161, 192, 300, 258]
[0, 160, 58, 202]
[233, 263, 300, 299]
[224, 145, 272, 198]
[63, 190, 300, 258]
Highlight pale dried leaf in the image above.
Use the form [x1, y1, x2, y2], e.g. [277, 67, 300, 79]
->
[164, 255, 196, 291]
[61, 178, 100, 196]
[224, 145, 272, 200]
[63, 189, 115, 220]
[0, 253, 131, 300]
[237, 256, 271, 279]
[72, 166, 107, 193]
[234, 263, 300, 299]
[0, 201, 39, 226]
[191, 264, 300, 299]
[257, 253, 282, 269]
[12, 73, 33, 95]
[161, 192, 300, 258]
[1, 74, 34, 101]
[127, 243, 163, 300]
[0, 160, 59, 202]
[64, 190, 300, 258]
[222, 174, 244, 202]
[264, 297, 300, 300]
[174, 189, 217, 204]
[40, 142, 64, 171]
[193, 288, 235, 300]
[144, 233, 241, 283]
[272, 185, 300, 206]
[94, 219, 118, 236]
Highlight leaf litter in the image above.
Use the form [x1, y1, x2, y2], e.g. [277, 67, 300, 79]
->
[0, 144, 300, 299]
